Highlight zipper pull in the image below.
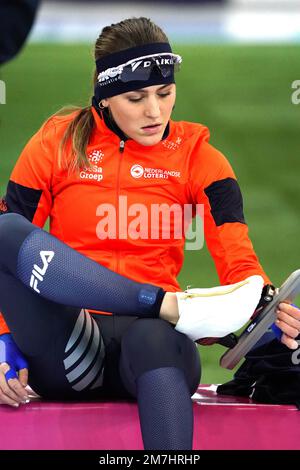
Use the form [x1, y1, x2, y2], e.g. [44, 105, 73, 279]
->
[119, 140, 125, 153]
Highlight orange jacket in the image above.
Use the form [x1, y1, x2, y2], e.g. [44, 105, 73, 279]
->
[0, 108, 271, 334]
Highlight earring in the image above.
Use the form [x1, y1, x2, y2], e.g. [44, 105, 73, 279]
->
[99, 101, 106, 110]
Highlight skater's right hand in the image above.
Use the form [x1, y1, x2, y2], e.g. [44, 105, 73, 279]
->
[0, 334, 30, 407]
[274, 302, 300, 350]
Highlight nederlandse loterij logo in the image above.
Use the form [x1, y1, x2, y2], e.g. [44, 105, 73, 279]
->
[131, 164, 144, 178]
[30, 251, 55, 293]
[130, 164, 181, 180]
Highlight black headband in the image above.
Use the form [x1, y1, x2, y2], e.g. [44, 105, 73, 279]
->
[93, 42, 176, 105]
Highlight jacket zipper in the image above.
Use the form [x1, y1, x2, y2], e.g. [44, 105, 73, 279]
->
[119, 140, 125, 153]
[115, 139, 125, 273]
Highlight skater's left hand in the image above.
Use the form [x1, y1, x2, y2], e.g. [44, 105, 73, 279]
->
[275, 302, 300, 350]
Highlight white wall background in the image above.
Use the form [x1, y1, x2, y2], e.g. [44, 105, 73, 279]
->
[29, 0, 300, 43]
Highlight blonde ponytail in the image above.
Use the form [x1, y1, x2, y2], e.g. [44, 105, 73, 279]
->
[57, 105, 94, 174]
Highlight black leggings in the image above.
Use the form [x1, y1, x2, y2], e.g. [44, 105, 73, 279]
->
[0, 222, 201, 401]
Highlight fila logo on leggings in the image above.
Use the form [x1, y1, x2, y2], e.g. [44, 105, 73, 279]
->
[30, 250, 55, 293]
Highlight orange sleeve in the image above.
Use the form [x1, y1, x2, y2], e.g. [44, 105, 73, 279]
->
[0, 119, 55, 335]
[189, 139, 272, 286]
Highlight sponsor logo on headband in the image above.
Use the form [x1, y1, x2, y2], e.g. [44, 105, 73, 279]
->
[97, 56, 176, 84]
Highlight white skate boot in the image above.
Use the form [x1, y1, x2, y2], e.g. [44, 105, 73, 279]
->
[175, 275, 264, 341]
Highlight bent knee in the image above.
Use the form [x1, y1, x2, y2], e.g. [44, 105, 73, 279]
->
[122, 318, 178, 355]
[0, 213, 36, 271]
[0, 213, 31, 243]
[120, 318, 201, 396]
[0, 212, 21, 236]
[121, 318, 199, 371]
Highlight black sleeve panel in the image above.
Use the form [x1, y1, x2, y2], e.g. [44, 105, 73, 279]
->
[204, 177, 246, 226]
[0, 180, 42, 222]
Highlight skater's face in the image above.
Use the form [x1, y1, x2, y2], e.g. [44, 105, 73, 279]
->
[101, 84, 176, 146]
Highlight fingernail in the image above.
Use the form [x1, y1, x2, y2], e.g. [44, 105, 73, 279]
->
[13, 403, 19, 408]
[291, 341, 299, 350]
